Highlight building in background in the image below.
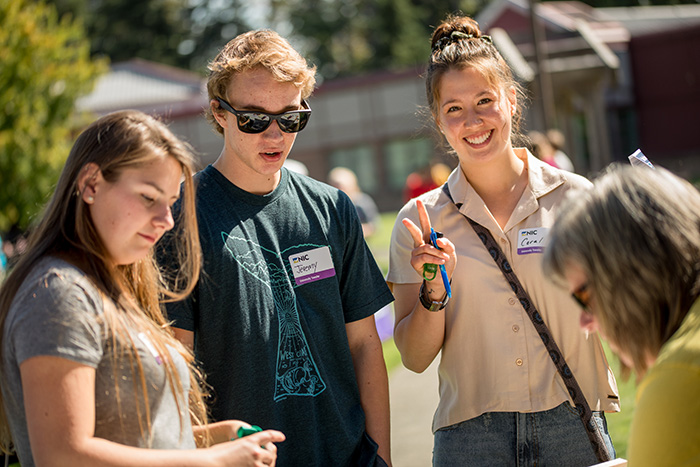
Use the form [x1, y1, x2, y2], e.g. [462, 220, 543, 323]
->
[478, 0, 700, 179]
[75, 58, 215, 169]
[79, 2, 700, 212]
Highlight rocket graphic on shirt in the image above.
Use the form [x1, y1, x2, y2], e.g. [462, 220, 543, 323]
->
[221, 232, 327, 401]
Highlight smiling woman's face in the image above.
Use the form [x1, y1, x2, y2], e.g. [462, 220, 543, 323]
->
[436, 66, 516, 167]
[84, 157, 182, 267]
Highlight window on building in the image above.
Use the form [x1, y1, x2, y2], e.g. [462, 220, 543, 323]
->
[384, 138, 434, 191]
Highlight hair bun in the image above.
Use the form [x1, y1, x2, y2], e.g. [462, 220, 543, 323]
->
[431, 15, 485, 51]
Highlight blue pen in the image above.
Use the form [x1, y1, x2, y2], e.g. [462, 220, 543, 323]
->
[429, 228, 452, 298]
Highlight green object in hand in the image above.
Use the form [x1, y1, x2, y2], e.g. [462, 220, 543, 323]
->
[237, 425, 262, 438]
[423, 263, 437, 281]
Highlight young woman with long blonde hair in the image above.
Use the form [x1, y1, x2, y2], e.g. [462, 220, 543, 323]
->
[0, 110, 283, 466]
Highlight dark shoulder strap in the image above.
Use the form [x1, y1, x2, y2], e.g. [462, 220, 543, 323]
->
[441, 183, 611, 463]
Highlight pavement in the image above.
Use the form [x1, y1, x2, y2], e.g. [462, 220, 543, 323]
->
[389, 356, 440, 467]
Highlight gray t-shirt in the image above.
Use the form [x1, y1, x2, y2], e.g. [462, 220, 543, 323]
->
[1, 257, 195, 466]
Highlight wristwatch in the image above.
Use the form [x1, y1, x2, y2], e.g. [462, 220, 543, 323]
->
[419, 280, 449, 311]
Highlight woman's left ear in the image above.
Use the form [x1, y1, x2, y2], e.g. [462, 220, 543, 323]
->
[77, 162, 102, 204]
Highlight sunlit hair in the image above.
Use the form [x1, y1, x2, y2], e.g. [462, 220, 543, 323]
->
[0, 110, 210, 454]
[426, 14, 526, 144]
[543, 165, 700, 378]
[206, 29, 317, 135]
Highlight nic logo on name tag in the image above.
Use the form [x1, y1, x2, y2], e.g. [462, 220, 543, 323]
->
[288, 246, 336, 286]
[517, 228, 549, 255]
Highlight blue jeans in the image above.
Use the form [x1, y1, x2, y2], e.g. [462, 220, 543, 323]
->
[433, 402, 615, 466]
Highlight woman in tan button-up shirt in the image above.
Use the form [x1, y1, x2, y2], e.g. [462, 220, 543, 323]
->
[387, 14, 620, 467]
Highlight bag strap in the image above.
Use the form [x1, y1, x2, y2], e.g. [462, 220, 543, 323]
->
[441, 183, 612, 463]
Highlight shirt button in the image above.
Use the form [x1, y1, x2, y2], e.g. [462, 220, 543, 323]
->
[512, 325, 520, 332]
[516, 358, 524, 366]
[508, 297, 516, 306]
[500, 238, 507, 243]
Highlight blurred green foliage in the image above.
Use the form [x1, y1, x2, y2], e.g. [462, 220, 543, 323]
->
[0, 0, 106, 232]
[268, 0, 488, 80]
[48, 0, 488, 80]
[46, 0, 700, 81]
[50, 0, 253, 74]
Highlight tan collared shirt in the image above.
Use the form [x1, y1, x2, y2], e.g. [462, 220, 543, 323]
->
[387, 150, 620, 432]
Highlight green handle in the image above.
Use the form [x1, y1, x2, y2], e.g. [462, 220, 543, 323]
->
[423, 263, 437, 281]
[237, 425, 262, 438]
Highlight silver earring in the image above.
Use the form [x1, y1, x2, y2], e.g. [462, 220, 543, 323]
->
[87, 196, 94, 203]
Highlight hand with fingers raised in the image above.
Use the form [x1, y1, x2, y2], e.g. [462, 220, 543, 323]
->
[402, 200, 457, 311]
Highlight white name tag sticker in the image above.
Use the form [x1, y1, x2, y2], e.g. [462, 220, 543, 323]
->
[288, 246, 336, 286]
[517, 228, 549, 255]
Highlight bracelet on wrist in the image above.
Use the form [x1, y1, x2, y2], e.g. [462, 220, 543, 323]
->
[419, 280, 450, 311]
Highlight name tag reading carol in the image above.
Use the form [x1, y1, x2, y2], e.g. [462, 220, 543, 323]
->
[517, 228, 548, 255]
[288, 246, 336, 285]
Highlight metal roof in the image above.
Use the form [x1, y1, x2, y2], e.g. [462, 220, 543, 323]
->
[76, 58, 207, 117]
[598, 4, 700, 37]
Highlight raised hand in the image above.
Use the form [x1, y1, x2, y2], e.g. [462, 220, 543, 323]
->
[402, 199, 457, 285]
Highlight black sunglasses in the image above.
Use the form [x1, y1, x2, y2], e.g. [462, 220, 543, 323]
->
[216, 97, 312, 134]
[571, 282, 591, 311]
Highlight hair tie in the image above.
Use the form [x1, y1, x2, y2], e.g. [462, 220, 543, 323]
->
[450, 31, 472, 40]
[432, 31, 493, 52]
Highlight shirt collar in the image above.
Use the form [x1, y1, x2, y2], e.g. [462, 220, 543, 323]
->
[445, 148, 567, 231]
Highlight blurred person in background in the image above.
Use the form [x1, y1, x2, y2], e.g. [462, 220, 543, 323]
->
[403, 163, 452, 202]
[528, 130, 559, 169]
[1, 226, 28, 272]
[387, 14, 618, 466]
[0, 237, 6, 280]
[544, 164, 700, 467]
[430, 163, 452, 188]
[282, 159, 308, 176]
[328, 167, 380, 238]
[546, 128, 575, 173]
[403, 165, 438, 202]
[529, 130, 575, 173]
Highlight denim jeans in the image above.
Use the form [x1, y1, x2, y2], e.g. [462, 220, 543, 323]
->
[433, 402, 615, 466]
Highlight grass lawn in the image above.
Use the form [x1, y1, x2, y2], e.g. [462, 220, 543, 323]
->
[371, 211, 637, 460]
[601, 344, 637, 459]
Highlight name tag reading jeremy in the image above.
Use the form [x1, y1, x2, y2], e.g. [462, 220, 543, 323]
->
[288, 246, 336, 286]
[517, 228, 548, 255]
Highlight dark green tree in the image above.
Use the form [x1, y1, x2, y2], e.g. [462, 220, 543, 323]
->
[50, 0, 254, 73]
[366, 0, 432, 71]
[51, 0, 192, 68]
[179, 0, 254, 73]
[264, 0, 495, 80]
[269, 0, 430, 80]
[416, 0, 486, 28]
[0, 0, 106, 232]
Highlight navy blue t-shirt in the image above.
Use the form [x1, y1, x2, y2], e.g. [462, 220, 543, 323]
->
[164, 166, 394, 466]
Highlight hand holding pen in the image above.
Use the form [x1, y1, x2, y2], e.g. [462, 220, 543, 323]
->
[402, 199, 457, 304]
[428, 228, 451, 298]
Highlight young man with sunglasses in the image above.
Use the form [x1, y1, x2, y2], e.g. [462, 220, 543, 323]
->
[161, 30, 394, 466]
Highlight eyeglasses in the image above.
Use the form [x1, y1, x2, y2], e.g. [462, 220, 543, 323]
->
[215, 97, 312, 134]
[571, 282, 591, 311]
